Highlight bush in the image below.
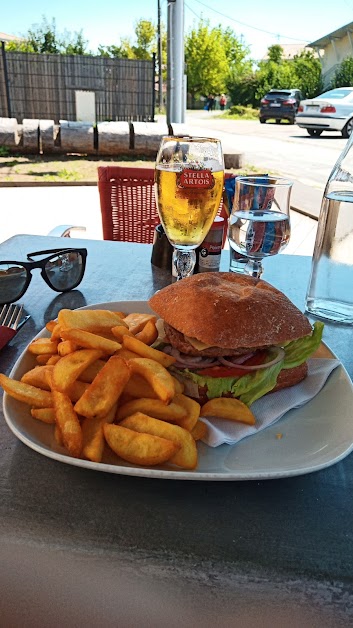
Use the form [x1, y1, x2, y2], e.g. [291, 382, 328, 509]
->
[226, 105, 259, 119]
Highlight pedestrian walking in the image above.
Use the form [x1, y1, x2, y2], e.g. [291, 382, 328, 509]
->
[220, 94, 227, 111]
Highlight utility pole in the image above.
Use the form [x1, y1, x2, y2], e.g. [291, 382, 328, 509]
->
[167, 0, 185, 124]
[157, 0, 163, 111]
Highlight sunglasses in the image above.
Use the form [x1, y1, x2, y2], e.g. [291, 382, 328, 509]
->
[0, 248, 87, 305]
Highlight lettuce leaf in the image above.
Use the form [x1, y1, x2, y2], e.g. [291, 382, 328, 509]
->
[283, 321, 324, 369]
[177, 359, 284, 407]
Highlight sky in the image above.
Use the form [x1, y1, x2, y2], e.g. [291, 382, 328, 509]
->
[2, 0, 353, 60]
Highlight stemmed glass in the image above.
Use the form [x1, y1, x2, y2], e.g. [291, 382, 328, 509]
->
[155, 136, 224, 280]
[228, 176, 293, 278]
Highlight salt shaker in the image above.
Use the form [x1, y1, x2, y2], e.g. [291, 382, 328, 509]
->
[306, 133, 353, 323]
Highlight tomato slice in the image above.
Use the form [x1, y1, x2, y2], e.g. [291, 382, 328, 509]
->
[197, 351, 268, 378]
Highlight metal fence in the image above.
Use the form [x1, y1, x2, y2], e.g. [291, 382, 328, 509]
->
[0, 48, 155, 123]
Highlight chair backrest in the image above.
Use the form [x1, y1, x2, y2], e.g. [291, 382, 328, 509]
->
[98, 166, 159, 243]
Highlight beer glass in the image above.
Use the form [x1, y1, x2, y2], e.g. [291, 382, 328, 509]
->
[155, 136, 224, 280]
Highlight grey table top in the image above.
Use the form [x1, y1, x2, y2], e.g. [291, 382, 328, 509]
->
[1, 234, 353, 628]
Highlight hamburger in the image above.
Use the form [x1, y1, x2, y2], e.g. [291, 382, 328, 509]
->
[149, 272, 323, 406]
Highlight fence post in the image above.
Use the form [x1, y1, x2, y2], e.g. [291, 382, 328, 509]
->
[151, 53, 156, 122]
[1, 41, 12, 118]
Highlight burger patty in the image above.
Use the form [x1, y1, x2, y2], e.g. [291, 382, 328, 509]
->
[164, 323, 266, 357]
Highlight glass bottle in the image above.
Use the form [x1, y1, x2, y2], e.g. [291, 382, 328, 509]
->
[306, 133, 353, 323]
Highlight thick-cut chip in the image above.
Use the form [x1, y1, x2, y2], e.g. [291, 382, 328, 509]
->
[52, 390, 82, 457]
[61, 328, 121, 355]
[46, 355, 61, 365]
[50, 323, 63, 340]
[74, 356, 130, 419]
[116, 347, 141, 361]
[36, 354, 53, 365]
[66, 380, 90, 403]
[103, 423, 178, 466]
[120, 412, 197, 470]
[128, 358, 175, 404]
[31, 408, 56, 424]
[123, 313, 157, 335]
[0, 373, 53, 408]
[78, 359, 106, 383]
[28, 338, 59, 355]
[54, 424, 64, 447]
[135, 319, 158, 345]
[201, 397, 256, 425]
[58, 309, 128, 332]
[21, 365, 53, 390]
[45, 320, 57, 333]
[122, 373, 158, 399]
[52, 349, 103, 393]
[57, 340, 78, 356]
[82, 404, 117, 463]
[173, 393, 200, 431]
[191, 420, 208, 441]
[111, 325, 134, 342]
[122, 335, 176, 368]
[116, 398, 187, 423]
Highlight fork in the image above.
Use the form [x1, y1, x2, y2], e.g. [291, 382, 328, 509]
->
[0, 304, 28, 350]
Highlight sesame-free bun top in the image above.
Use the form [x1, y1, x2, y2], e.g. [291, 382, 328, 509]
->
[149, 272, 312, 350]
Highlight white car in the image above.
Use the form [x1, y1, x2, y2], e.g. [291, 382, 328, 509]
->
[296, 87, 353, 137]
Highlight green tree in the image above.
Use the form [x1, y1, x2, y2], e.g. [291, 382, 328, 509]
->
[98, 19, 158, 60]
[185, 20, 249, 102]
[331, 56, 353, 88]
[267, 44, 284, 64]
[185, 21, 228, 101]
[292, 50, 322, 97]
[5, 16, 90, 55]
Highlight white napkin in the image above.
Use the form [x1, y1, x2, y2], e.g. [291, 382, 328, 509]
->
[201, 358, 340, 447]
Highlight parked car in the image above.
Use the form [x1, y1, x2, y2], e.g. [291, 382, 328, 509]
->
[296, 87, 353, 137]
[259, 89, 303, 124]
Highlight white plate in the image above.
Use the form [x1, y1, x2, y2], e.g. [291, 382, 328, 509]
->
[3, 301, 353, 481]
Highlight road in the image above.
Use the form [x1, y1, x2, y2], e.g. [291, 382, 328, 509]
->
[179, 111, 347, 192]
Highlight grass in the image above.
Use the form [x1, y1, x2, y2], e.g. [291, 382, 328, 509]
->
[0, 154, 156, 183]
[217, 105, 259, 121]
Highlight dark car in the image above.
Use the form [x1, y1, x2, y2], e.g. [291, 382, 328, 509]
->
[259, 89, 303, 124]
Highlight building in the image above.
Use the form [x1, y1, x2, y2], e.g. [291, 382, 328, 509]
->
[261, 43, 309, 61]
[308, 22, 353, 88]
[0, 32, 24, 43]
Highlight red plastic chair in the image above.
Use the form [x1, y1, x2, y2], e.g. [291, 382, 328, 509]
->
[97, 166, 160, 244]
[98, 165, 231, 245]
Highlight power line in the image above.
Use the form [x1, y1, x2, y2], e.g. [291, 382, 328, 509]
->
[189, 0, 311, 42]
[185, 1, 201, 21]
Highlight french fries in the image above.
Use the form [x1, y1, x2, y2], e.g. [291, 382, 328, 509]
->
[0, 373, 52, 408]
[74, 356, 130, 419]
[201, 397, 256, 425]
[52, 349, 103, 393]
[120, 412, 198, 470]
[104, 423, 179, 466]
[0, 305, 258, 470]
[116, 398, 187, 423]
[52, 390, 83, 458]
[128, 358, 175, 404]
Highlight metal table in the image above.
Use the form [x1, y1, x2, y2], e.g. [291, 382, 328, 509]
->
[1, 234, 353, 628]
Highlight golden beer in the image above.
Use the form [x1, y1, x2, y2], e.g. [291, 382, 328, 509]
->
[155, 167, 224, 248]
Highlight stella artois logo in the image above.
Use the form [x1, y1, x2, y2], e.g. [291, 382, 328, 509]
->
[177, 169, 215, 189]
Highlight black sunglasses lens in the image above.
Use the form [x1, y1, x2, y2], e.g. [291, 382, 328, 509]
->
[44, 251, 84, 291]
[0, 263, 28, 304]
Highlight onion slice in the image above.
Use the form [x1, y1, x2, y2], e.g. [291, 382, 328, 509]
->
[219, 347, 285, 371]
